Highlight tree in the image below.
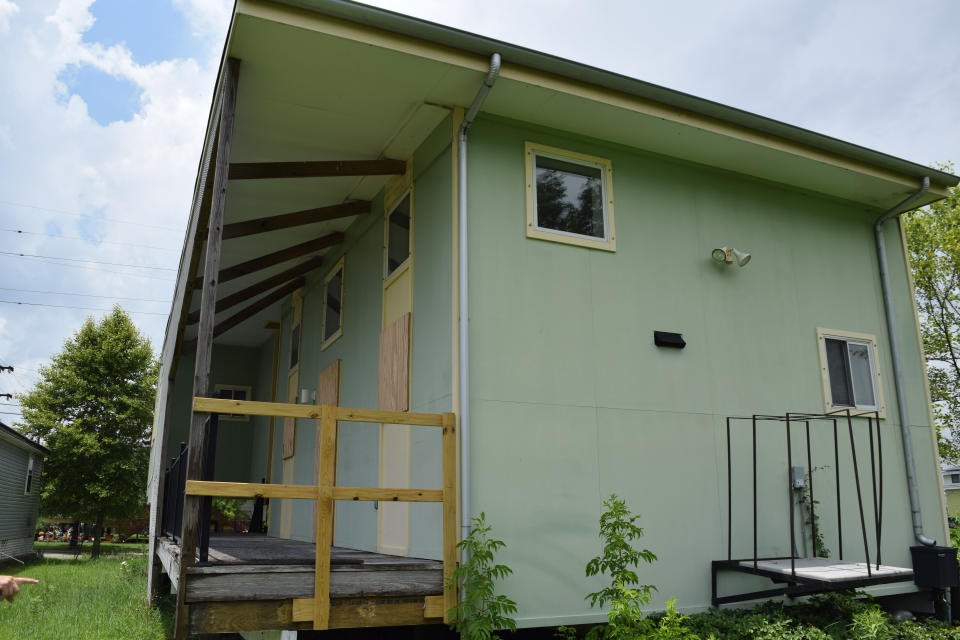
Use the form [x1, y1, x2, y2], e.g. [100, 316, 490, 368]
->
[17, 306, 158, 558]
[904, 163, 960, 463]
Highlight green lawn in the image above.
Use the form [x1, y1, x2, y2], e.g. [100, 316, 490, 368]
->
[0, 555, 173, 640]
[34, 540, 148, 556]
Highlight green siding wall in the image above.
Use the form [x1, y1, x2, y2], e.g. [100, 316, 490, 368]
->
[465, 115, 945, 625]
[0, 436, 43, 558]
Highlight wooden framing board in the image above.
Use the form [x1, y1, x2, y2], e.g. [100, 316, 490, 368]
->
[190, 397, 445, 426]
[314, 360, 341, 540]
[229, 159, 406, 180]
[201, 232, 343, 287]
[174, 56, 241, 640]
[292, 596, 440, 628]
[441, 411, 457, 622]
[222, 200, 370, 239]
[314, 404, 338, 630]
[184, 480, 441, 502]
[190, 600, 309, 634]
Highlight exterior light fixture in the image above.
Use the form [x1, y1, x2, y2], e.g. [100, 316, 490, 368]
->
[712, 246, 751, 267]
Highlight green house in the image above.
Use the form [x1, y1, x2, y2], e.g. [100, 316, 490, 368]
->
[146, 1, 960, 637]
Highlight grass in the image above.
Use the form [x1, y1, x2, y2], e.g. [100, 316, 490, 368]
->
[0, 554, 173, 640]
[34, 541, 148, 556]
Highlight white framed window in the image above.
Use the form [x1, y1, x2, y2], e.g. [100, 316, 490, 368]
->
[24, 454, 34, 494]
[525, 141, 616, 251]
[816, 328, 885, 416]
[214, 384, 253, 422]
[385, 192, 412, 279]
[321, 256, 345, 351]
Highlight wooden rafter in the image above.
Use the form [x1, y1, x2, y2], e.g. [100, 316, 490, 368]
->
[222, 201, 370, 239]
[181, 277, 305, 352]
[193, 232, 343, 288]
[229, 159, 406, 180]
[185, 256, 323, 325]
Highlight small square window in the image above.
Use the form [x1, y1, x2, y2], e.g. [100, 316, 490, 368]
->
[321, 257, 345, 350]
[215, 385, 252, 422]
[386, 193, 411, 278]
[525, 142, 615, 251]
[952, 474, 960, 484]
[817, 328, 884, 415]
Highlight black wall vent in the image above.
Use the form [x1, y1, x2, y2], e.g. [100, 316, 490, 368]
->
[654, 331, 686, 349]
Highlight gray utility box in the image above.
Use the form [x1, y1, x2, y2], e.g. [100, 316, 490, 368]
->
[911, 545, 959, 588]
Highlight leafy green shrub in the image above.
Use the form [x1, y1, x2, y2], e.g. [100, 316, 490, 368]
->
[848, 606, 892, 640]
[447, 512, 518, 640]
[585, 494, 657, 639]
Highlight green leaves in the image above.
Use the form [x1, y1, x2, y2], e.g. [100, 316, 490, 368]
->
[16, 306, 158, 555]
[585, 494, 658, 639]
[904, 165, 960, 464]
[448, 513, 518, 640]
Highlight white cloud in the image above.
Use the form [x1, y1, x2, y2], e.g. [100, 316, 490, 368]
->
[0, 0, 18, 33]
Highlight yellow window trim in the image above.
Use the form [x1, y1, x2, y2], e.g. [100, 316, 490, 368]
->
[320, 256, 346, 352]
[815, 327, 886, 419]
[213, 384, 254, 422]
[524, 141, 616, 252]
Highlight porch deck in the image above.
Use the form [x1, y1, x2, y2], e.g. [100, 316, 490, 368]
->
[157, 534, 446, 634]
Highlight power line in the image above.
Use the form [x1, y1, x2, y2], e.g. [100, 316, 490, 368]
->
[0, 253, 175, 281]
[0, 251, 175, 271]
[0, 411, 23, 416]
[0, 287, 170, 303]
[1, 228, 178, 252]
[0, 199, 182, 232]
[0, 300, 168, 316]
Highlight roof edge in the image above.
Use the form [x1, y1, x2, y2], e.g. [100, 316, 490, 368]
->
[0, 422, 51, 456]
[271, 0, 958, 189]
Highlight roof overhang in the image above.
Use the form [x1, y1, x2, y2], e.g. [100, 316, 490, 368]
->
[163, 0, 959, 364]
[0, 422, 50, 457]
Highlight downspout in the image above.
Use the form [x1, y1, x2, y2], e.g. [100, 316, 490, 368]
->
[459, 53, 501, 542]
[874, 176, 935, 546]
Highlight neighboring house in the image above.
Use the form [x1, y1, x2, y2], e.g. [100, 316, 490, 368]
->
[146, 1, 960, 638]
[0, 421, 48, 562]
[942, 465, 960, 516]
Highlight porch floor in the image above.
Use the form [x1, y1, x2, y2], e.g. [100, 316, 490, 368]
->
[157, 534, 444, 603]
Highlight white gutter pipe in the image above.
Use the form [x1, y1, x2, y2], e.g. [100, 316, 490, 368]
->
[459, 53, 501, 541]
[874, 176, 935, 546]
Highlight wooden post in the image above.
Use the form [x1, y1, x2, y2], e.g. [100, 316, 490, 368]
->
[441, 412, 458, 623]
[173, 56, 240, 640]
[313, 404, 338, 630]
[147, 382, 177, 602]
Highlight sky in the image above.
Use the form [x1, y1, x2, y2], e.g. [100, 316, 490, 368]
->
[0, 0, 958, 424]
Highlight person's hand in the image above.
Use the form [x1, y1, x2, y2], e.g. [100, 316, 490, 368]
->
[0, 575, 38, 603]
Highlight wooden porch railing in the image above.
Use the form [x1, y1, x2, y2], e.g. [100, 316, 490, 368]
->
[183, 397, 457, 631]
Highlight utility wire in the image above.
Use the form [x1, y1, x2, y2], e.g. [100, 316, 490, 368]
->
[0, 251, 175, 271]
[0, 287, 170, 304]
[1, 228, 178, 252]
[0, 253, 175, 281]
[0, 300, 168, 316]
[0, 199, 182, 232]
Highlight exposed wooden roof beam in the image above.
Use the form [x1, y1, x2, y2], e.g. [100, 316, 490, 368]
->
[192, 232, 343, 288]
[182, 277, 306, 352]
[229, 159, 406, 180]
[185, 256, 324, 325]
[222, 201, 370, 239]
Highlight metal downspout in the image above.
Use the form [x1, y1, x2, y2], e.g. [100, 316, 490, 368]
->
[458, 54, 501, 543]
[874, 176, 935, 546]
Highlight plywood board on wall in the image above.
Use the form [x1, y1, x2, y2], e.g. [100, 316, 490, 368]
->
[378, 313, 411, 412]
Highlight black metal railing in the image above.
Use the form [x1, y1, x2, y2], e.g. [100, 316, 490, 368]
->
[161, 442, 188, 541]
[725, 408, 885, 579]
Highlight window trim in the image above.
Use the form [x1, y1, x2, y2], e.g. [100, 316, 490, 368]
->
[524, 141, 616, 252]
[384, 189, 413, 282]
[24, 454, 34, 495]
[816, 327, 886, 418]
[321, 256, 346, 351]
[214, 384, 253, 422]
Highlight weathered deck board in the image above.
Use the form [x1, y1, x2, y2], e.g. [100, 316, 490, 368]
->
[162, 535, 444, 604]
